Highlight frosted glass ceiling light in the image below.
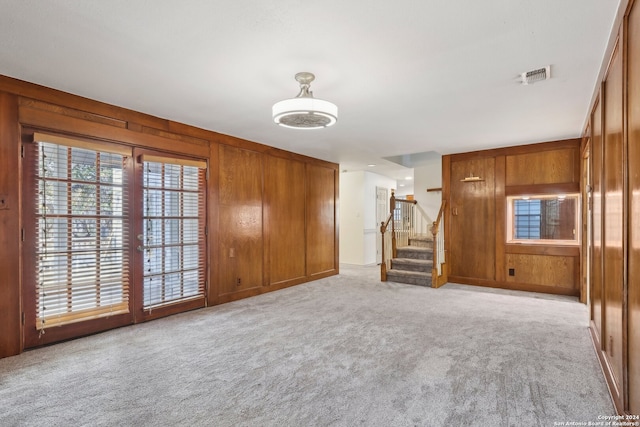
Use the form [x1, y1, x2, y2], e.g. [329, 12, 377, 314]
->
[273, 72, 338, 129]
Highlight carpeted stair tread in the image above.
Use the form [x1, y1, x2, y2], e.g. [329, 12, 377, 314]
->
[396, 246, 433, 260]
[408, 236, 434, 248]
[392, 257, 433, 265]
[397, 245, 432, 251]
[386, 269, 432, 287]
[392, 258, 433, 273]
[408, 234, 432, 240]
[387, 269, 430, 278]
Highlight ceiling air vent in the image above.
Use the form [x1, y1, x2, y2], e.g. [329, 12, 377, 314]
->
[521, 65, 550, 85]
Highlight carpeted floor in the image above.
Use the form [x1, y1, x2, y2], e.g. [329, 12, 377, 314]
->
[0, 265, 614, 426]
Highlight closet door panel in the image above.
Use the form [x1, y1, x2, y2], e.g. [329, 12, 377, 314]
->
[218, 145, 264, 295]
[591, 97, 604, 341]
[449, 158, 496, 280]
[306, 164, 337, 276]
[603, 38, 624, 395]
[265, 156, 306, 285]
[627, 0, 640, 414]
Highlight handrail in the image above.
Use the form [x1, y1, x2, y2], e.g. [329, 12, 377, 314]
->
[430, 200, 447, 287]
[380, 213, 393, 281]
[433, 199, 446, 228]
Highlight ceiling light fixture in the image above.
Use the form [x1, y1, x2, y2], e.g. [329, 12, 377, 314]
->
[273, 72, 338, 130]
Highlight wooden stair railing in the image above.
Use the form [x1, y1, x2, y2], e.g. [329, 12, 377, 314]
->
[381, 190, 421, 281]
[430, 200, 447, 287]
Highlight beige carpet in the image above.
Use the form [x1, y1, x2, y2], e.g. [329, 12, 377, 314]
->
[0, 264, 614, 426]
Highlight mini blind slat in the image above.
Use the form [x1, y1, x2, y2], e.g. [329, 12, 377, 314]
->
[33, 140, 130, 330]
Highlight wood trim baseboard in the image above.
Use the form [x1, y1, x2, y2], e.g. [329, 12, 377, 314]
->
[214, 270, 339, 305]
[446, 276, 580, 297]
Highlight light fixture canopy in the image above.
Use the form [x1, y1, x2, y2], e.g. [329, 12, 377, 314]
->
[273, 72, 338, 129]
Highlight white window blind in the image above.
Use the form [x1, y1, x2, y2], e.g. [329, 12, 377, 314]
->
[33, 138, 130, 330]
[141, 156, 206, 309]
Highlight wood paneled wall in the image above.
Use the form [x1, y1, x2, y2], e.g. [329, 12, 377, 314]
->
[0, 92, 21, 357]
[585, 0, 639, 414]
[443, 139, 581, 297]
[0, 75, 339, 358]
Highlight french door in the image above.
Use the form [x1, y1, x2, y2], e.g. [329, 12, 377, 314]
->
[133, 148, 207, 322]
[22, 133, 207, 348]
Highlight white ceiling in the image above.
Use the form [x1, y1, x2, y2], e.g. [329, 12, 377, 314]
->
[0, 0, 620, 192]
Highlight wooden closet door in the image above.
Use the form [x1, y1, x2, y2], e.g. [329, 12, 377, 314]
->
[265, 156, 306, 285]
[449, 157, 496, 280]
[627, 0, 640, 414]
[218, 145, 264, 297]
[306, 164, 337, 276]
[591, 97, 604, 342]
[603, 36, 624, 400]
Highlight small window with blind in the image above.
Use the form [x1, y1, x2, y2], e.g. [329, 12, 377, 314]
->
[32, 135, 130, 330]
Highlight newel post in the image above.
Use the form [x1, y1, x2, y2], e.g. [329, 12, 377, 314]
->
[380, 221, 387, 281]
[431, 221, 438, 287]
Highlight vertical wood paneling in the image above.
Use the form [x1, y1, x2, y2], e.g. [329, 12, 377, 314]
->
[218, 145, 264, 295]
[495, 156, 506, 282]
[0, 92, 21, 357]
[265, 156, 306, 285]
[207, 141, 220, 304]
[581, 139, 590, 304]
[603, 38, 625, 395]
[626, 0, 640, 413]
[592, 96, 605, 341]
[442, 155, 452, 278]
[306, 164, 337, 276]
[449, 157, 496, 280]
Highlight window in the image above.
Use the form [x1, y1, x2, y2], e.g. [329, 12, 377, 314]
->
[513, 199, 541, 239]
[507, 194, 579, 244]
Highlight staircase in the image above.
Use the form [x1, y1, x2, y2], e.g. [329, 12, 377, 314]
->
[385, 235, 433, 287]
[379, 192, 446, 288]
